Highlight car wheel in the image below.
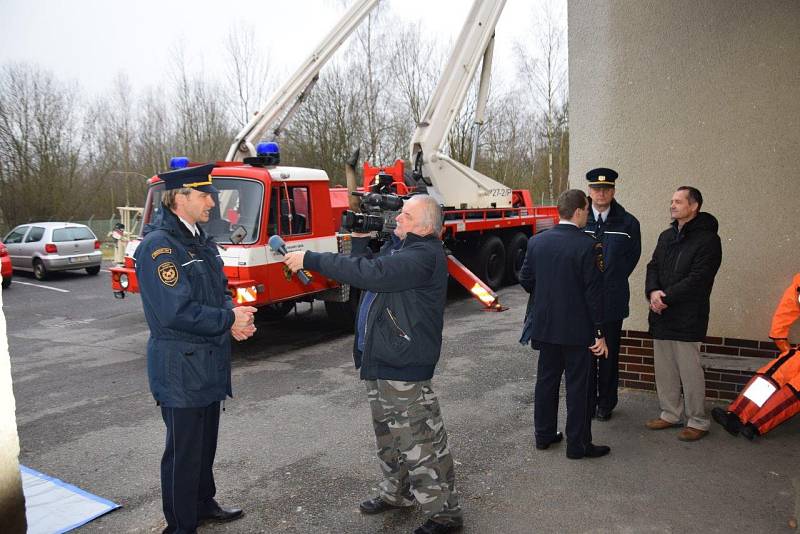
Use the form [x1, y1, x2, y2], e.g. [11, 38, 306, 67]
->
[1, 276, 10, 289]
[33, 259, 47, 281]
[86, 266, 101, 275]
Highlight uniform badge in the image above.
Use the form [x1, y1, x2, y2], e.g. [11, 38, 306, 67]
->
[282, 264, 293, 281]
[594, 242, 606, 273]
[151, 247, 172, 259]
[158, 261, 179, 287]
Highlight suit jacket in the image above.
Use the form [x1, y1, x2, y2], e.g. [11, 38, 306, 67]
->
[519, 223, 604, 347]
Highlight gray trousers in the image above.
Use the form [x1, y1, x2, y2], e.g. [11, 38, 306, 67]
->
[652, 339, 710, 430]
[365, 379, 462, 525]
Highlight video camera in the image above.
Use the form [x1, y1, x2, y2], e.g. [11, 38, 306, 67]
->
[340, 172, 406, 237]
[341, 192, 404, 235]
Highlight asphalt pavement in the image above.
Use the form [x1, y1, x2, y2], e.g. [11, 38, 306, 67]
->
[4, 264, 799, 533]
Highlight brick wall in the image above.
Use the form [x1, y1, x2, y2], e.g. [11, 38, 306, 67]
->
[619, 330, 779, 401]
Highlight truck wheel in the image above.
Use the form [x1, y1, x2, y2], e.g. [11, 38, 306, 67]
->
[33, 259, 47, 281]
[474, 235, 506, 290]
[258, 301, 295, 321]
[325, 287, 360, 331]
[504, 232, 529, 284]
[1, 276, 10, 289]
[86, 266, 101, 275]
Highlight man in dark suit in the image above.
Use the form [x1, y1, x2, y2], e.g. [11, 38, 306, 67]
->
[519, 189, 610, 460]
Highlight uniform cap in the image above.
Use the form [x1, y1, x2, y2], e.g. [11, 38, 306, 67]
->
[157, 163, 218, 194]
[586, 167, 618, 188]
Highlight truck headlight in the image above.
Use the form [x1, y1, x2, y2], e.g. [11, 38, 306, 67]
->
[120, 273, 129, 289]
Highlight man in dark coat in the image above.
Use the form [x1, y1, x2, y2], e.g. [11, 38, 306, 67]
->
[584, 168, 641, 420]
[519, 189, 610, 460]
[644, 186, 722, 441]
[135, 164, 256, 534]
[284, 194, 462, 534]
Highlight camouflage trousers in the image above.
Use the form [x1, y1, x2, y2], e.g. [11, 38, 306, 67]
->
[365, 379, 462, 525]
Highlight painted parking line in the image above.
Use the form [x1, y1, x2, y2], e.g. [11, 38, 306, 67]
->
[11, 281, 70, 293]
[101, 269, 113, 273]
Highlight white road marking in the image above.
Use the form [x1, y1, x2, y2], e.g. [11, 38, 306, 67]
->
[11, 281, 70, 293]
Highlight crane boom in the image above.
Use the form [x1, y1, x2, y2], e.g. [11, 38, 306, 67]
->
[410, 0, 512, 209]
[225, 0, 380, 161]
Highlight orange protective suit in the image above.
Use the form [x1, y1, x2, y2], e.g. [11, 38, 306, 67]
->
[713, 273, 800, 438]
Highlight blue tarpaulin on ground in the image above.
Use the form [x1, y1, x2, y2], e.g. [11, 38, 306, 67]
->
[21, 465, 120, 534]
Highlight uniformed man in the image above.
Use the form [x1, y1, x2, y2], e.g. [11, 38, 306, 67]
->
[135, 163, 256, 534]
[584, 168, 641, 421]
[519, 189, 610, 459]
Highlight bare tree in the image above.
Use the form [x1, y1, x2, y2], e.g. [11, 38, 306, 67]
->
[170, 47, 233, 162]
[0, 63, 84, 226]
[223, 26, 274, 129]
[514, 0, 568, 200]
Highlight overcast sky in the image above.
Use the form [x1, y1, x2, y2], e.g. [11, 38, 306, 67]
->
[0, 0, 566, 97]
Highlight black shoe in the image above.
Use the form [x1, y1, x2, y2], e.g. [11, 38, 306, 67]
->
[413, 519, 463, 534]
[567, 443, 610, 460]
[740, 423, 759, 441]
[359, 496, 413, 515]
[596, 408, 613, 421]
[198, 502, 243, 523]
[535, 431, 563, 450]
[711, 407, 742, 436]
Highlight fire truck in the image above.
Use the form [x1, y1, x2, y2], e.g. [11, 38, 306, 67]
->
[110, 0, 558, 324]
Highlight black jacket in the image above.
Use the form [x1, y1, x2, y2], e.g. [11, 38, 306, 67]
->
[303, 233, 448, 381]
[645, 212, 722, 342]
[519, 223, 604, 347]
[135, 207, 234, 408]
[584, 199, 641, 322]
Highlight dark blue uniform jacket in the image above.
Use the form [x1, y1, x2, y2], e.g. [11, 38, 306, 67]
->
[519, 223, 604, 347]
[303, 233, 448, 382]
[584, 200, 641, 322]
[135, 206, 235, 408]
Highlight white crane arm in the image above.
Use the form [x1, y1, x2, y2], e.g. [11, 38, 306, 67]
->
[225, 0, 380, 161]
[410, 0, 512, 209]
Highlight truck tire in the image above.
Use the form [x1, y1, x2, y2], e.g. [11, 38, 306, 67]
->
[1, 275, 10, 289]
[472, 235, 506, 290]
[325, 287, 361, 331]
[504, 232, 529, 284]
[33, 259, 47, 281]
[258, 301, 295, 321]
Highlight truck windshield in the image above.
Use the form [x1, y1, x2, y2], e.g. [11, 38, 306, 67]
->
[145, 178, 264, 244]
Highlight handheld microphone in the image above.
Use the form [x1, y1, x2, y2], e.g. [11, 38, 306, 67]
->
[268, 235, 312, 285]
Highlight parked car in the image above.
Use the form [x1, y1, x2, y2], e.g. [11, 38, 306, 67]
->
[2, 222, 102, 280]
[0, 242, 11, 288]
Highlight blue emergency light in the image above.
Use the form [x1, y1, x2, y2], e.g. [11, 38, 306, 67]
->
[256, 142, 280, 157]
[245, 141, 280, 166]
[169, 157, 190, 169]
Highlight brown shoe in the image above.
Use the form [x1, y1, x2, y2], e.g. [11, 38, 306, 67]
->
[645, 418, 681, 430]
[677, 427, 709, 441]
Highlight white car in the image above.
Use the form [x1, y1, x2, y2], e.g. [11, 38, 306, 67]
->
[2, 222, 103, 280]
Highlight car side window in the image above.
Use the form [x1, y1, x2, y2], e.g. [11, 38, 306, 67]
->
[3, 226, 29, 244]
[25, 226, 45, 243]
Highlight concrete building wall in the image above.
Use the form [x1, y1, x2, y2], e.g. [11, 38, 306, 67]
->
[569, 0, 800, 341]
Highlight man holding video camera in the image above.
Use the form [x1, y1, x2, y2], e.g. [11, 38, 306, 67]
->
[284, 194, 463, 534]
